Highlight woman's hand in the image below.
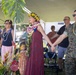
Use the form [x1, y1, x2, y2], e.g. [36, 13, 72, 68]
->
[51, 44, 56, 52]
[12, 41, 16, 49]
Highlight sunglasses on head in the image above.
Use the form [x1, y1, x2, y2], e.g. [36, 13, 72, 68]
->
[73, 14, 76, 17]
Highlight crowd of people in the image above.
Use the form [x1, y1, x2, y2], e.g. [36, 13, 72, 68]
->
[0, 10, 76, 75]
[51, 10, 76, 75]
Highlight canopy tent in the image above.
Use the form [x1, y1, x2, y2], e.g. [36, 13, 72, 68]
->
[0, 0, 76, 24]
[25, 0, 76, 22]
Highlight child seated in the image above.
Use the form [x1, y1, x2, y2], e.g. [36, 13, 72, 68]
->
[19, 42, 27, 75]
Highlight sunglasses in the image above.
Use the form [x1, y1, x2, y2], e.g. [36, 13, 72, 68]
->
[73, 14, 76, 17]
[4, 23, 9, 25]
[63, 19, 69, 21]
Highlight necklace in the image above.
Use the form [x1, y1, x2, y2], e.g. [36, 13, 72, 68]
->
[73, 23, 76, 36]
[3, 32, 9, 41]
[3, 28, 11, 41]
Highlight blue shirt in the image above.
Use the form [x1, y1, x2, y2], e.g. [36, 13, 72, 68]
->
[2, 29, 13, 46]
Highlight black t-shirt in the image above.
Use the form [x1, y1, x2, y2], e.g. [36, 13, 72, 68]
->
[57, 25, 69, 48]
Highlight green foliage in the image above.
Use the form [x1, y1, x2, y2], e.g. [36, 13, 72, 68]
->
[26, 34, 32, 57]
[0, 19, 4, 22]
[2, 0, 26, 23]
[0, 63, 6, 75]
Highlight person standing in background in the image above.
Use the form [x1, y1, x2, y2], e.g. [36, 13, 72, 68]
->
[1, 20, 14, 63]
[20, 28, 28, 43]
[47, 25, 58, 52]
[51, 16, 70, 71]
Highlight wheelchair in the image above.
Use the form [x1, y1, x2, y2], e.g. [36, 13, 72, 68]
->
[44, 47, 59, 75]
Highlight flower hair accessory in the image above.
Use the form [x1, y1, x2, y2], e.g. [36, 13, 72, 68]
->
[28, 12, 40, 21]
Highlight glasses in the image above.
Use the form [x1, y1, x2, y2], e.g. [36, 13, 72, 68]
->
[73, 14, 76, 17]
[4, 23, 9, 25]
[63, 19, 69, 21]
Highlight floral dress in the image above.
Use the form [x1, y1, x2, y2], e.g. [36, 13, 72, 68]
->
[19, 50, 27, 75]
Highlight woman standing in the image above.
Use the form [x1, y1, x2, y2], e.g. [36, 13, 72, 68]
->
[25, 12, 52, 75]
[1, 20, 14, 63]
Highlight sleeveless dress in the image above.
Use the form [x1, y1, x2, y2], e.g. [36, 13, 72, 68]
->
[25, 30, 44, 75]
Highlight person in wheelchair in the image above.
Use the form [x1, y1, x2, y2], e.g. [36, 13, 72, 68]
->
[44, 48, 57, 60]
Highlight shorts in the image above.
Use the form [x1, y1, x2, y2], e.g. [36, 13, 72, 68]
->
[58, 46, 67, 58]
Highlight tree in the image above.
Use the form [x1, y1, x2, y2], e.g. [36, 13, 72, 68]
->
[1, 0, 26, 42]
[2, 0, 26, 23]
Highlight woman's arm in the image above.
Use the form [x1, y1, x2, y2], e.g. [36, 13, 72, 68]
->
[0, 30, 3, 47]
[11, 30, 15, 58]
[11, 30, 14, 41]
[37, 25, 52, 46]
[0, 38, 3, 47]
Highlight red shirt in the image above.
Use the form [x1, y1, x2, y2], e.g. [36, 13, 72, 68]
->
[47, 31, 58, 46]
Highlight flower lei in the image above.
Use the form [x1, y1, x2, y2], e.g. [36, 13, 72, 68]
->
[26, 24, 38, 57]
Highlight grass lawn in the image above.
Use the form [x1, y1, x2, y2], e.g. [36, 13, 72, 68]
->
[44, 67, 65, 75]
[44, 58, 65, 75]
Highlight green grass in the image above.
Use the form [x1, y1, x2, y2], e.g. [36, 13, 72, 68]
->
[44, 58, 65, 75]
[45, 67, 65, 75]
